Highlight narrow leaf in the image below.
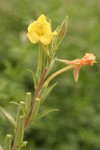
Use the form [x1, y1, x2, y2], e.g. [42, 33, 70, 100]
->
[36, 109, 59, 120]
[41, 82, 57, 103]
[0, 107, 16, 127]
[33, 71, 38, 89]
[9, 101, 27, 116]
[47, 57, 57, 74]
[27, 69, 38, 89]
[42, 44, 51, 58]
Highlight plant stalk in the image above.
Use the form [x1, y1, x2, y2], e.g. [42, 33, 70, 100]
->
[36, 43, 43, 80]
[43, 65, 74, 88]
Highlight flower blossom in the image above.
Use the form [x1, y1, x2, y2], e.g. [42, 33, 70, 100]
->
[57, 53, 96, 81]
[27, 14, 57, 45]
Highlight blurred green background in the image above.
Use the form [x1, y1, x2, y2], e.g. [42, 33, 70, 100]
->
[0, 0, 100, 150]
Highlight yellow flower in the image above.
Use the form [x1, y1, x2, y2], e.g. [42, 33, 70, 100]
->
[27, 14, 57, 45]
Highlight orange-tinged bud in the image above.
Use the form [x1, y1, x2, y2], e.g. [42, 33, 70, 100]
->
[80, 53, 96, 66]
[57, 53, 96, 81]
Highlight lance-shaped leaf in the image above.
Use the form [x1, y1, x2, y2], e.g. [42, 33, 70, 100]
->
[36, 109, 59, 120]
[32, 71, 38, 89]
[27, 69, 38, 89]
[4, 134, 12, 150]
[47, 57, 57, 74]
[41, 82, 57, 103]
[9, 101, 27, 117]
[0, 107, 16, 127]
[42, 44, 51, 58]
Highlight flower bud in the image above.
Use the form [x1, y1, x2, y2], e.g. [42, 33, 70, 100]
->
[57, 16, 68, 43]
[4, 134, 12, 150]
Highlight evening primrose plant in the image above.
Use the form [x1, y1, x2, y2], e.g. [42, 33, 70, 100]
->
[0, 14, 96, 150]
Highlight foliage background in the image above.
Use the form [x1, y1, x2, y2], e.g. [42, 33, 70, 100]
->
[0, 0, 100, 150]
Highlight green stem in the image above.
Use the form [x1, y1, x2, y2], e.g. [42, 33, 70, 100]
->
[36, 43, 43, 80]
[43, 65, 74, 88]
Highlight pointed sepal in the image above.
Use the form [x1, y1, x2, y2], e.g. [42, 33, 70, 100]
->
[74, 65, 81, 82]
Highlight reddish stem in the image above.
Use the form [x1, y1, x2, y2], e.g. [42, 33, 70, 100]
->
[25, 68, 47, 127]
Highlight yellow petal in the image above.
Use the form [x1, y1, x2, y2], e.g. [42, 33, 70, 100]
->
[28, 22, 37, 32]
[37, 14, 46, 22]
[40, 33, 52, 45]
[27, 32, 39, 44]
[45, 21, 52, 29]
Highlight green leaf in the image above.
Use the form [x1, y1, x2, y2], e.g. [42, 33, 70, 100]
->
[27, 69, 38, 89]
[41, 44, 51, 58]
[0, 107, 16, 128]
[33, 71, 38, 89]
[0, 145, 3, 150]
[41, 82, 57, 103]
[36, 109, 59, 120]
[50, 26, 60, 54]
[47, 57, 57, 74]
[9, 101, 27, 116]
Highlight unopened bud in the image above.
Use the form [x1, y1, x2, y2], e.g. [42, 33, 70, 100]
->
[31, 98, 40, 120]
[4, 134, 12, 150]
[58, 16, 68, 41]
